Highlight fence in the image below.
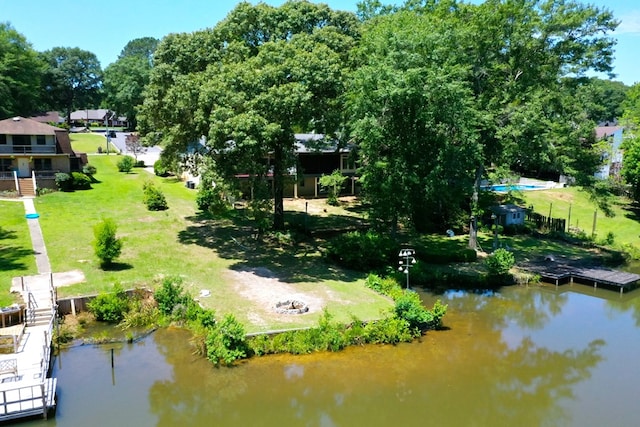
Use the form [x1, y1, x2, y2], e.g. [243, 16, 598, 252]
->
[527, 212, 566, 233]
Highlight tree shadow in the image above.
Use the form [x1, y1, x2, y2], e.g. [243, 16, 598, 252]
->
[177, 211, 365, 284]
[0, 245, 33, 271]
[100, 262, 133, 271]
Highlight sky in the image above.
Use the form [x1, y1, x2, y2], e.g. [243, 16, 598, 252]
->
[2, 0, 639, 85]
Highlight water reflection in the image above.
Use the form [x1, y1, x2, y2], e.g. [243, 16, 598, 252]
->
[24, 284, 640, 427]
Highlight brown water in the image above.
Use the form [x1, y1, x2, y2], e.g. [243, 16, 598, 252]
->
[26, 284, 640, 427]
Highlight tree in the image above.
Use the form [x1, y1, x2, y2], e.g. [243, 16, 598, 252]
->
[319, 170, 348, 205]
[0, 23, 44, 117]
[125, 133, 147, 161]
[103, 37, 158, 129]
[40, 47, 103, 124]
[621, 83, 640, 200]
[93, 218, 122, 267]
[140, 1, 359, 230]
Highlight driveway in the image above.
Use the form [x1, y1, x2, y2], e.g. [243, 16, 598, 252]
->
[105, 131, 162, 166]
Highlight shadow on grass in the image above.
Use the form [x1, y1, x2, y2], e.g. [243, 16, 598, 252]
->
[0, 228, 17, 241]
[100, 262, 133, 271]
[178, 211, 364, 284]
[0, 245, 33, 271]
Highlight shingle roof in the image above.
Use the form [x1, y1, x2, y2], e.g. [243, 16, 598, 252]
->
[595, 126, 623, 139]
[69, 109, 111, 121]
[0, 116, 59, 135]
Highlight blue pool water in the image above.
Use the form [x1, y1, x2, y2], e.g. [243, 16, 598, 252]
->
[487, 184, 546, 192]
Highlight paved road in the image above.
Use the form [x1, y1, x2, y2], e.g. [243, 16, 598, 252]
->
[104, 131, 162, 166]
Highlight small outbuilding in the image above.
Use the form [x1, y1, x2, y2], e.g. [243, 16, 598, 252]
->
[490, 204, 526, 226]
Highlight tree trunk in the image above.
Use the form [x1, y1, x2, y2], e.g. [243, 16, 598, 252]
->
[272, 143, 285, 231]
[468, 165, 483, 250]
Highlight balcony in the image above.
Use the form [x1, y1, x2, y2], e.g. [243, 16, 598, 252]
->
[0, 146, 57, 154]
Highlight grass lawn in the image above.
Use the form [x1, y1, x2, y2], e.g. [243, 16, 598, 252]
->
[522, 187, 640, 250]
[31, 153, 391, 333]
[69, 133, 119, 154]
[0, 201, 38, 306]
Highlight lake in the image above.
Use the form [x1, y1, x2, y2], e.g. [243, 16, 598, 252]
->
[25, 283, 640, 426]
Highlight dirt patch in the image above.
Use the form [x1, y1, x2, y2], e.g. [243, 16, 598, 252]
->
[224, 266, 327, 328]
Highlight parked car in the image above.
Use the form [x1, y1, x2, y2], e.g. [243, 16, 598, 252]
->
[106, 130, 116, 138]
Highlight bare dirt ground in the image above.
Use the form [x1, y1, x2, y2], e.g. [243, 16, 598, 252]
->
[223, 266, 334, 329]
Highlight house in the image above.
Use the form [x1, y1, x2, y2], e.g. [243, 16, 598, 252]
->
[490, 204, 526, 227]
[0, 116, 86, 196]
[30, 111, 64, 125]
[291, 134, 358, 198]
[69, 109, 127, 129]
[594, 125, 624, 179]
[187, 133, 359, 199]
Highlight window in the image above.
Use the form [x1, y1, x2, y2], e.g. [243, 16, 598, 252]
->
[0, 159, 11, 171]
[37, 135, 46, 145]
[341, 154, 355, 171]
[33, 158, 52, 171]
[0, 134, 6, 144]
[12, 135, 29, 145]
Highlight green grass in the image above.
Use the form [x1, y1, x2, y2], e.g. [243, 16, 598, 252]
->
[522, 187, 640, 249]
[31, 154, 391, 333]
[0, 201, 38, 306]
[69, 133, 119, 154]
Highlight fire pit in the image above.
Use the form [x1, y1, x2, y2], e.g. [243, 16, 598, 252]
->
[275, 300, 309, 314]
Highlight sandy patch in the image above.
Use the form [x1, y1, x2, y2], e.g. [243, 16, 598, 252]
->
[224, 267, 327, 328]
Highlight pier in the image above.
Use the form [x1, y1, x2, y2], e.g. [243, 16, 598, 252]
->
[0, 273, 57, 422]
[523, 261, 640, 294]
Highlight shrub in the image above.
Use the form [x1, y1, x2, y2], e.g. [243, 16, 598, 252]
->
[154, 276, 188, 316]
[326, 231, 397, 271]
[93, 218, 123, 267]
[87, 284, 129, 323]
[117, 156, 135, 173]
[82, 164, 97, 176]
[54, 172, 73, 191]
[154, 159, 169, 176]
[135, 160, 145, 168]
[485, 248, 515, 276]
[71, 172, 92, 190]
[143, 181, 168, 211]
[206, 314, 247, 366]
[196, 184, 229, 214]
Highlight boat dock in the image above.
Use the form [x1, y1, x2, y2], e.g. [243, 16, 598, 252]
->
[0, 274, 57, 422]
[523, 261, 640, 294]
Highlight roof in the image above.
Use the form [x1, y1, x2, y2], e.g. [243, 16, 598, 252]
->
[294, 133, 351, 154]
[69, 109, 112, 121]
[491, 204, 526, 215]
[54, 129, 75, 155]
[595, 126, 623, 139]
[30, 111, 63, 124]
[0, 116, 59, 135]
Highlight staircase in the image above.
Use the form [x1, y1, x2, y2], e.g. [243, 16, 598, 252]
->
[27, 307, 55, 327]
[18, 178, 35, 197]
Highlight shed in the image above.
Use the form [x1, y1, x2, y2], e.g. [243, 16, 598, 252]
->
[491, 204, 526, 226]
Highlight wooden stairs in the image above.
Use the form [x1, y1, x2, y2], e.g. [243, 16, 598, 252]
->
[17, 178, 35, 197]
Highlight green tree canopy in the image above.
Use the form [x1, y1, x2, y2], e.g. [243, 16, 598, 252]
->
[0, 22, 44, 118]
[40, 47, 103, 124]
[140, 1, 359, 230]
[103, 37, 159, 130]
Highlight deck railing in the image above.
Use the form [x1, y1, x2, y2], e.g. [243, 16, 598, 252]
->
[0, 146, 56, 154]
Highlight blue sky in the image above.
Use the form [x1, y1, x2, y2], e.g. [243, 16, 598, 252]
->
[3, 0, 639, 85]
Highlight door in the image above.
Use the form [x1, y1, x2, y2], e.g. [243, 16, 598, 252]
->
[17, 157, 30, 177]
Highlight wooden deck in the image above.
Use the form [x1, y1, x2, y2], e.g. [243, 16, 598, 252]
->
[523, 261, 640, 293]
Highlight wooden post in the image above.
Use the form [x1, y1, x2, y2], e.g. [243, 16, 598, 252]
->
[592, 210, 597, 239]
[567, 203, 572, 232]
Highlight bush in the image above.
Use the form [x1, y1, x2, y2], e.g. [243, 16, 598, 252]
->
[154, 276, 188, 316]
[71, 172, 92, 190]
[87, 284, 129, 323]
[135, 160, 145, 168]
[154, 159, 169, 176]
[326, 231, 397, 271]
[82, 164, 97, 176]
[205, 314, 248, 366]
[93, 218, 123, 267]
[143, 181, 168, 211]
[196, 184, 229, 214]
[485, 248, 515, 276]
[117, 156, 135, 173]
[55, 172, 73, 191]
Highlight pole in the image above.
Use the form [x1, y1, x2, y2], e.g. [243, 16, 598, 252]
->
[592, 209, 597, 239]
[567, 203, 572, 232]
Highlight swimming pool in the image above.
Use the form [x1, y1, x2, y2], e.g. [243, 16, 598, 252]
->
[486, 184, 547, 192]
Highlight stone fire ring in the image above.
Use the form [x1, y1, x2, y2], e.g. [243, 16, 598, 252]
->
[275, 300, 309, 314]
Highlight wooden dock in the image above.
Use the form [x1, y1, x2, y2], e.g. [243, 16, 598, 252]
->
[0, 274, 59, 422]
[522, 261, 640, 294]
